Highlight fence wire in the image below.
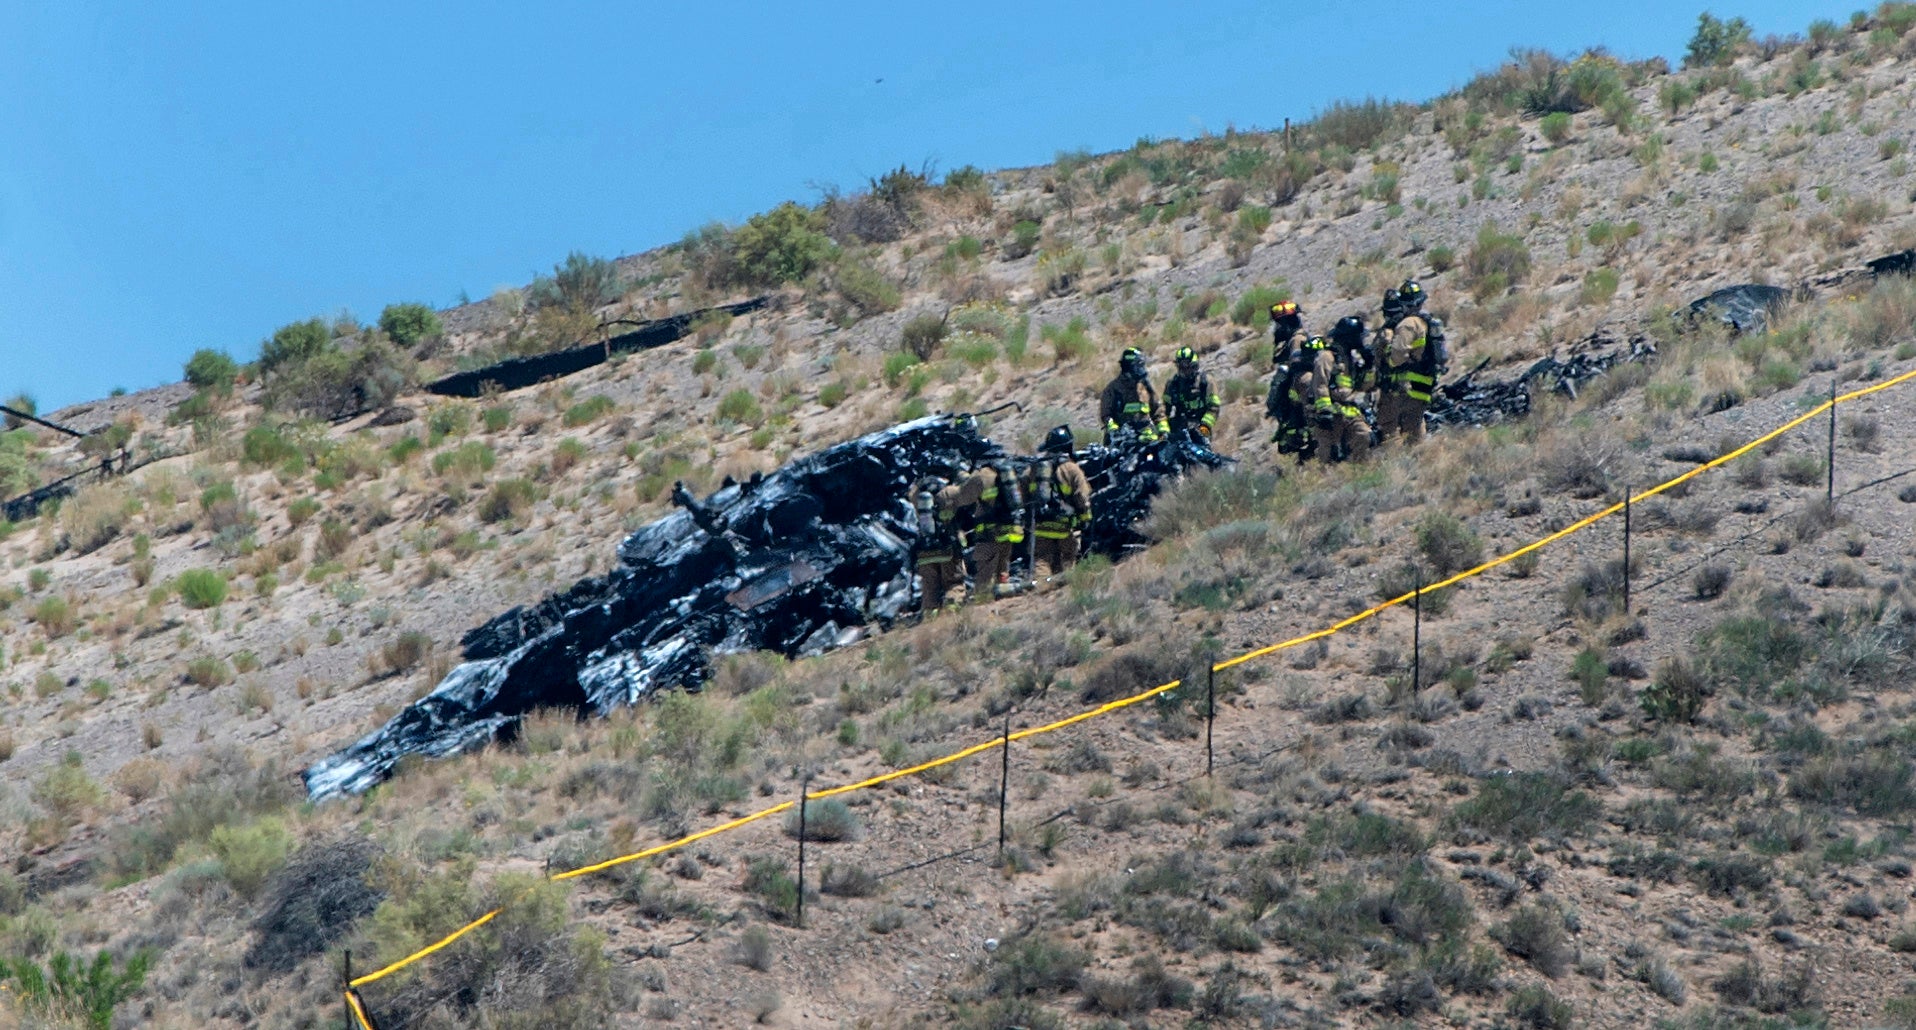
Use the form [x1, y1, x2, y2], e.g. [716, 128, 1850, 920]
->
[340, 365, 1916, 1017]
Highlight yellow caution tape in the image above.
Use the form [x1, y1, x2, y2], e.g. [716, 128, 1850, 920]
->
[348, 365, 1916, 994]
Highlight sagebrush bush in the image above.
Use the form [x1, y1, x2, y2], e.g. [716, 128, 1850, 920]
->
[528, 252, 621, 312]
[1452, 772, 1599, 842]
[177, 569, 227, 609]
[378, 302, 443, 351]
[1415, 511, 1483, 577]
[1493, 903, 1571, 976]
[1465, 222, 1532, 301]
[209, 816, 294, 899]
[900, 313, 949, 360]
[479, 478, 543, 523]
[787, 798, 859, 842]
[733, 202, 833, 287]
[31, 752, 104, 820]
[60, 482, 132, 555]
[184, 348, 239, 392]
[716, 389, 765, 426]
[184, 656, 233, 687]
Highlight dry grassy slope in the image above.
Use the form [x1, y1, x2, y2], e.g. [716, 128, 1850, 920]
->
[7, 21, 1916, 1030]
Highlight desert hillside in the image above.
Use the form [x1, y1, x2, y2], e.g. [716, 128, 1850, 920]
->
[9, 10, 1916, 1029]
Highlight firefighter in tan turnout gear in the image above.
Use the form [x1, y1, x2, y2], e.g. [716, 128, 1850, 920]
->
[1375, 280, 1448, 446]
[1027, 425, 1092, 582]
[912, 478, 966, 611]
[1295, 334, 1370, 463]
[940, 460, 1024, 602]
[1164, 347, 1221, 439]
[1099, 347, 1168, 443]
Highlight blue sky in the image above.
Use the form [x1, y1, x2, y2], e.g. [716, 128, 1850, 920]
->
[2, 1, 1857, 411]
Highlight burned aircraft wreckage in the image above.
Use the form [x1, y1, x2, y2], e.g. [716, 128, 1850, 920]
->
[303, 415, 1228, 799]
[302, 266, 1916, 799]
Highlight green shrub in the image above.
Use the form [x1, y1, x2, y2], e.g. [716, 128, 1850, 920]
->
[1006, 219, 1043, 259]
[1311, 98, 1412, 151]
[264, 337, 413, 419]
[240, 425, 298, 467]
[716, 389, 764, 426]
[177, 569, 228, 609]
[184, 656, 233, 687]
[1505, 984, 1574, 1029]
[257, 318, 330, 374]
[1642, 658, 1707, 722]
[32, 752, 104, 819]
[0, 950, 150, 1030]
[562, 395, 615, 427]
[30, 595, 74, 637]
[480, 405, 512, 433]
[1465, 222, 1531, 301]
[287, 497, 320, 528]
[982, 934, 1088, 998]
[209, 816, 294, 899]
[1539, 111, 1572, 144]
[1492, 903, 1571, 976]
[1684, 12, 1752, 68]
[479, 478, 544, 523]
[832, 257, 901, 314]
[734, 202, 833, 286]
[1415, 511, 1483, 577]
[528, 252, 621, 312]
[1040, 318, 1094, 363]
[1231, 284, 1293, 327]
[1451, 772, 1598, 842]
[432, 441, 496, 479]
[378, 302, 443, 350]
[900, 314, 949, 360]
[183, 349, 239, 392]
[744, 856, 800, 923]
[787, 798, 859, 841]
[1580, 267, 1620, 306]
[427, 403, 473, 441]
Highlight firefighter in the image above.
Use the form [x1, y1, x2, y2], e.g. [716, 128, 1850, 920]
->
[1266, 302, 1314, 459]
[1375, 280, 1447, 445]
[1098, 347, 1167, 443]
[1295, 334, 1370, 463]
[1164, 347, 1221, 439]
[913, 477, 966, 610]
[1028, 425, 1093, 581]
[940, 460, 1025, 602]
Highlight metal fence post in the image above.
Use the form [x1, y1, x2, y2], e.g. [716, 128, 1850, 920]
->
[1622, 486, 1632, 616]
[1205, 663, 1217, 777]
[795, 779, 809, 929]
[1412, 570, 1423, 698]
[1828, 376, 1838, 506]
[998, 714, 1011, 862]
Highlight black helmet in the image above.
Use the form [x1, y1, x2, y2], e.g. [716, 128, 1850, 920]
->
[1381, 288, 1405, 322]
[1174, 345, 1198, 369]
[1040, 424, 1075, 455]
[1398, 279, 1426, 310]
[1330, 315, 1366, 346]
[1120, 347, 1147, 379]
[1302, 335, 1329, 352]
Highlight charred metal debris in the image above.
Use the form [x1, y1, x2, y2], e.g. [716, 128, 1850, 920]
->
[303, 416, 1228, 799]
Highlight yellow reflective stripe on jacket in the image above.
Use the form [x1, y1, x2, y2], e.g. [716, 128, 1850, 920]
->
[1123, 402, 1149, 414]
[1033, 527, 1074, 540]
[1313, 397, 1333, 411]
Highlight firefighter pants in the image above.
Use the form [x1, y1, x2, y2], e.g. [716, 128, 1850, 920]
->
[1033, 532, 1080, 580]
[970, 540, 1015, 601]
[917, 555, 964, 610]
[1376, 391, 1426, 444]
[1313, 417, 1371, 463]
